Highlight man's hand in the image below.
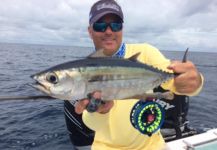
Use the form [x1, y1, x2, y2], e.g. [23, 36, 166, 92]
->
[75, 91, 114, 114]
[168, 60, 202, 94]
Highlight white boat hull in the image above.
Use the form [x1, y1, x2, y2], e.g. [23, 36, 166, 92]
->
[166, 128, 217, 150]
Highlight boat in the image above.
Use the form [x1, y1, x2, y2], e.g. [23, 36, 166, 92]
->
[166, 128, 217, 150]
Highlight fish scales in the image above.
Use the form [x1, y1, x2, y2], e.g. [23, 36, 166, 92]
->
[78, 66, 170, 100]
[31, 56, 173, 101]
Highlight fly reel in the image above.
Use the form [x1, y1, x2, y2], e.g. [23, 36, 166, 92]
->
[130, 100, 165, 136]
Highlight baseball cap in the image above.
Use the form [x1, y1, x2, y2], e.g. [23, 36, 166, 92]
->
[89, 0, 124, 25]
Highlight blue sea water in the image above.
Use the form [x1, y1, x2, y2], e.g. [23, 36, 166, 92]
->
[0, 43, 217, 150]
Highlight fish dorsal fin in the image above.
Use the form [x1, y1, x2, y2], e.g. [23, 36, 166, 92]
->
[128, 52, 141, 62]
[87, 49, 109, 58]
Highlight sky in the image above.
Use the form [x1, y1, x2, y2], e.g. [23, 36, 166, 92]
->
[0, 0, 217, 52]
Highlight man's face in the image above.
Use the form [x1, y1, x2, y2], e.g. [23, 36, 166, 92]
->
[88, 14, 123, 56]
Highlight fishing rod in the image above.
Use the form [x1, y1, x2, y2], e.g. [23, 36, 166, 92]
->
[0, 95, 55, 101]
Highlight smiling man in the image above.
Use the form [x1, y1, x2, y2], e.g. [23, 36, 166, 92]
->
[64, 0, 203, 150]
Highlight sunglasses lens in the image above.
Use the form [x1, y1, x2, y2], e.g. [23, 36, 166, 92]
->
[93, 22, 123, 32]
[110, 23, 122, 32]
[93, 23, 107, 32]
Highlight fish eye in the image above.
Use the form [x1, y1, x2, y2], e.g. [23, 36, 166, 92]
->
[46, 72, 58, 84]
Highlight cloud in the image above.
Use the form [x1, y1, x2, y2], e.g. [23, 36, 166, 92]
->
[119, 0, 217, 51]
[0, 0, 216, 52]
[0, 0, 92, 44]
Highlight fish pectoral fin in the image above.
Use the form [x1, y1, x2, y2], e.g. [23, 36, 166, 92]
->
[87, 49, 109, 58]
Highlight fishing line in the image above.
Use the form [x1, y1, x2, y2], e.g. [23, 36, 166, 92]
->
[195, 64, 217, 68]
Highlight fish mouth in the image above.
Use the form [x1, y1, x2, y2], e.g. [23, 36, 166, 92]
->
[30, 81, 51, 96]
[30, 74, 51, 95]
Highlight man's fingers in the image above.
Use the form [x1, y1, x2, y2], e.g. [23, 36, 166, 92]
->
[97, 101, 114, 114]
[174, 70, 201, 94]
[75, 91, 114, 114]
[75, 99, 89, 114]
[92, 91, 102, 99]
[168, 61, 194, 74]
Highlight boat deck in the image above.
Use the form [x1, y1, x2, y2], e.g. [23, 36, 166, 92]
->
[166, 129, 217, 150]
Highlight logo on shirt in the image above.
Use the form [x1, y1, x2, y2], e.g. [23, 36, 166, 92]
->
[156, 99, 175, 110]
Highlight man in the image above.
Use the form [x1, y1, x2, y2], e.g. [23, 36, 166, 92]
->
[65, 0, 203, 149]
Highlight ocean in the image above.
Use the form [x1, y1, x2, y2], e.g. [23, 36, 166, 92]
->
[0, 43, 216, 150]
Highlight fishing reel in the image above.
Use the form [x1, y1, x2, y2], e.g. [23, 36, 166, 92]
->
[130, 99, 165, 136]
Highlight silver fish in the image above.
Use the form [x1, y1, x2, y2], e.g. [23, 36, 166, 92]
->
[31, 51, 174, 101]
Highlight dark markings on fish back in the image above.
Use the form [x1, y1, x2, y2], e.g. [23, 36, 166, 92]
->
[88, 74, 133, 82]
[33, 57, 172, 78]
[88, 75, 104, 82]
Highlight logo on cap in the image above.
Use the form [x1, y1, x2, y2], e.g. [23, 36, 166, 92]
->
[96, 3, 120, 12]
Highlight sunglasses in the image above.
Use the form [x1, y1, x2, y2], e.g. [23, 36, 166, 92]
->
[92, 22, 123, 32]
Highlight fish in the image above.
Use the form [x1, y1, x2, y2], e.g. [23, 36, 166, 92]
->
[31, 50, 174, 102]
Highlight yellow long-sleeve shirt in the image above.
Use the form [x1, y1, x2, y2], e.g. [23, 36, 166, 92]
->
[82, 43, 203, 150]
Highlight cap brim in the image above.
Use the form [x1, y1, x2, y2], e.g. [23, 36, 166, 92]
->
[90, 10, 123, 24]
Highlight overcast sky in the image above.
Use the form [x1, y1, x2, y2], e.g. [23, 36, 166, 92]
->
[0, 0, 216, 52]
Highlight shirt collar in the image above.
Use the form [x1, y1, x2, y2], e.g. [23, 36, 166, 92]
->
[112, 43, 126, 58]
